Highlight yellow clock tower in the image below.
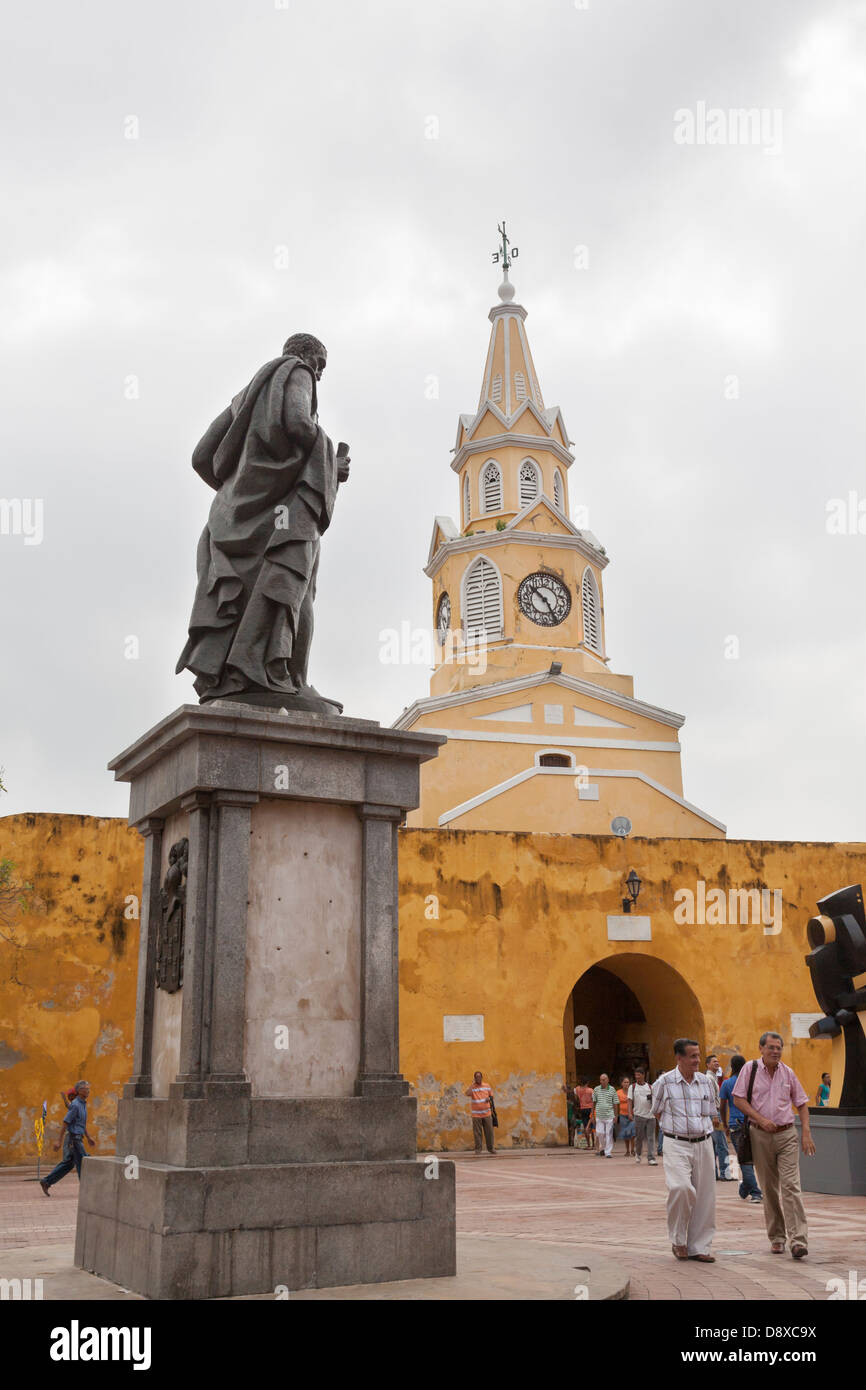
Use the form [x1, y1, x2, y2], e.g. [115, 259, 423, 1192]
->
[394, 234, 724, 839]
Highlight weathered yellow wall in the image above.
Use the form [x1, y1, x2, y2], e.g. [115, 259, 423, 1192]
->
[398, 829, 866, 1151]
[0, 815, 142, 1165]
[1, 815, 862, 1163]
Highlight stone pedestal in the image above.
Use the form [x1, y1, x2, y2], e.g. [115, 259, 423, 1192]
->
[798, 1109, 866, 1196]
[74, 703, 455, 1299]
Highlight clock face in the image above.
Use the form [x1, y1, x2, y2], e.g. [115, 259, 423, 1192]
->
[436, 592, 451, 644]
[517, 572, 571, 627]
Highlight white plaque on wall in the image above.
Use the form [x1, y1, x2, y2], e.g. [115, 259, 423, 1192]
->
[607, 914, 651, 942]
[444, 1014, 485, 1042]
[790, 1013, 825, 1039]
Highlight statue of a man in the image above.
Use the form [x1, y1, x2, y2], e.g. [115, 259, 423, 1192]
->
[176, 333, 349, 713]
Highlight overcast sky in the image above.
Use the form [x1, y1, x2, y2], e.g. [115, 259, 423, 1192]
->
[1, 0, 864, 843]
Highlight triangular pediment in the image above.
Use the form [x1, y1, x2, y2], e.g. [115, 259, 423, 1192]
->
[426, 515, 459, 567]
[507, 494, 580, 538]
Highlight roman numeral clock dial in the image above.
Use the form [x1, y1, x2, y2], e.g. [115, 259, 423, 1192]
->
[517, 572, 571, 627]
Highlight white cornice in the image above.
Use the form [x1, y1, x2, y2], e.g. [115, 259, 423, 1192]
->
[419, 729, 681, 753]
[453, 427, 575, 472]
[425, 526, 609, 579]
[392, 669, 686, 731]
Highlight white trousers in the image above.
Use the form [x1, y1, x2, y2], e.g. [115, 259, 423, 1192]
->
[663, 1134, 716, 1255]
[596, 1117, 614, 1156]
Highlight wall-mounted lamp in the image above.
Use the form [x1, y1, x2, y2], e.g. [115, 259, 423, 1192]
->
[622, 869, 642, 914]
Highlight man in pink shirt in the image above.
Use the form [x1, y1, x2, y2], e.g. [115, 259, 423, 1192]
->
[733, 1031, 816, 1259]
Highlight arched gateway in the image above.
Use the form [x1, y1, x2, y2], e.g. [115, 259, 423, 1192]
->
[563, 954, 705, 1088]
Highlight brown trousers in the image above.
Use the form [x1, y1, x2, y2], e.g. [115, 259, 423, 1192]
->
[750, 1125, 808, 1247]
[472, 1115, 495, 1152]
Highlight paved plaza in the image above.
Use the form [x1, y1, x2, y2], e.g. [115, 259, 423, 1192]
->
[2, 1144, 863, 1300]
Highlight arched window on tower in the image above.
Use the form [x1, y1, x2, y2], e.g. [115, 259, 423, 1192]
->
[581, 567, 602, 654]
[463, 471, 470, 525]
[481, 460, 503, 514]
[463, 556, 503, 641]
[519, 459, 540, 507]
[538, 752, 573, 768]
[553, 469, 564, 512]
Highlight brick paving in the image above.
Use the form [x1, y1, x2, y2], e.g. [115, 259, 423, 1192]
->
[2, 1147, 864, 1300]
[451, 1146, 866, 1300]
[0, 1168, 80, 1250]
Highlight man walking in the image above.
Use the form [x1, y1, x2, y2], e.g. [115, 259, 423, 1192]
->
[629, 1066, 657, 1165]
[719, 1054, 762, 1202]
[706, 1053, 733, 1182]
[40, 1081, 95, 1194]
[733, 1032, 815, 1258]
[465, 1071, 496, 1155]
[652, 1040, 717, 1262]
[593, 1072, 618, 1158]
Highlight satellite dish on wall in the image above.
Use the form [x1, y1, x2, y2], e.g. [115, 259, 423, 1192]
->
[610, 816, 632, 838]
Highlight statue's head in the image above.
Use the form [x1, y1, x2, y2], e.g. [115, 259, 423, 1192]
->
[283, 333, 327, 381]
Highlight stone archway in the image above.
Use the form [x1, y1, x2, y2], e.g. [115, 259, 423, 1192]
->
[563, 953, 706, 1087]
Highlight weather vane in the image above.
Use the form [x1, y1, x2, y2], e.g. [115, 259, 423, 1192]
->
[492, 220, 518, 273]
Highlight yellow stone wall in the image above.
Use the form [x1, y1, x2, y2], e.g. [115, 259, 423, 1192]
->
[398, 829, 866, 1151]
[0, 814, 142, 1165]
[1, 814, 861, 1162]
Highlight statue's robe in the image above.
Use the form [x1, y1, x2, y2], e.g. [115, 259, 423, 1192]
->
[176, 355, 338, 700]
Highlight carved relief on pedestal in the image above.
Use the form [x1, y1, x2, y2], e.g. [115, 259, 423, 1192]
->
[156, 838, 189, 993]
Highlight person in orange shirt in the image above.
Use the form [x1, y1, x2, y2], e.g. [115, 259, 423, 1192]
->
[464, 1071, 496, 1155]
[617, 1075, 635, 1157]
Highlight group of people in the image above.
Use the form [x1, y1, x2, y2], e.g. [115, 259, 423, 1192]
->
[654, 1033, 815, 1262]
[564, 1071, 658, 1163]
[472, 1030, 816, 1263]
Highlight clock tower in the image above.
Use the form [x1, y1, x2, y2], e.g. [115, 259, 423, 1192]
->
[393, 236, 724, 839]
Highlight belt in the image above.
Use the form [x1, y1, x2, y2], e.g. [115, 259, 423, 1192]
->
[773, 1123, 794, 1132]
[663, 1131, 711, 1143]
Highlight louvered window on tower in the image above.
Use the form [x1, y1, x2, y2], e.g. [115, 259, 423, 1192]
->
[463, 472, 470, 524]
[519, 459, 540, 506]
[581, 568, 602, 653]
[463, 557, 503, 641]
[514, 371, 527, 402]
[481, 461, 502, 513]
[490, 373, 502, 403]
[553, 469, 564, 511]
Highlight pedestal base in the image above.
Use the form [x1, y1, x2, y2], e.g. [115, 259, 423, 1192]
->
[799, 1109, 866, 1195]
[83, 706, 450, 1297]
[75, 1149, 455, 1299]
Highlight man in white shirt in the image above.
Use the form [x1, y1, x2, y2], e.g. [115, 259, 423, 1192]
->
[652, 1039, 717, 1262]
[628, 1066, 657, 1165]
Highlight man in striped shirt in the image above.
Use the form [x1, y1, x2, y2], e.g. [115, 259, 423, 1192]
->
[465, 1071, 496, 1155]
[652, 1039, 717, 1262]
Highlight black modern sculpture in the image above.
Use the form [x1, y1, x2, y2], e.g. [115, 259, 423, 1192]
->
[801, 882, 866, 1193]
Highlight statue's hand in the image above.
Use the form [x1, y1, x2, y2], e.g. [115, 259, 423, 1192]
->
[337, 453, 351, 483]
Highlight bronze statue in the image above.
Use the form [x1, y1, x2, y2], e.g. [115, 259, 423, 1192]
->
[805, 882, 866, 1108]
[176, 333, 350, 713]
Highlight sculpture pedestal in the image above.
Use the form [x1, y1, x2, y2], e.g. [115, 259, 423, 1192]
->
[74, 703, 455, 1299]
[798, 1109, 866, 1196]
